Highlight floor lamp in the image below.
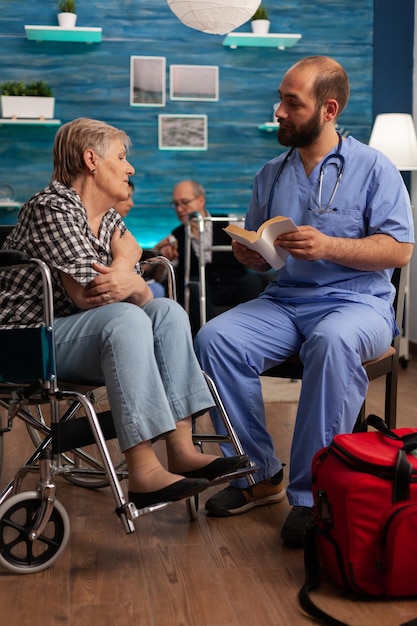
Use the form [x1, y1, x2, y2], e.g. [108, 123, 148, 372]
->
[369, 113, 417, 172]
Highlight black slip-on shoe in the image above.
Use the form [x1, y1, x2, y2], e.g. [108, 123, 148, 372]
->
[128, 477, 209, 509]
[180, 455, 249, 481]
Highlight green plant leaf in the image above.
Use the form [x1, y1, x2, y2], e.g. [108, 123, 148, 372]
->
[0, 80, 53, 96]
[58, 0, 76, 13]
[251, 4, 268, 20]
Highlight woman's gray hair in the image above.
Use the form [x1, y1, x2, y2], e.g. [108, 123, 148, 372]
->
[52, 117, 131, 186]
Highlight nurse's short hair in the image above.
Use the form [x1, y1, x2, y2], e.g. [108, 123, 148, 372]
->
[293, 56, 350, 118]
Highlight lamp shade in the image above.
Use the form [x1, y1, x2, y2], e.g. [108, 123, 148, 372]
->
[369, 113, 417, 171]
[167, 0, 261, 35]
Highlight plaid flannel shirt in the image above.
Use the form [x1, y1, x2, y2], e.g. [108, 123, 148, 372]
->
[0, 181, 140, 328]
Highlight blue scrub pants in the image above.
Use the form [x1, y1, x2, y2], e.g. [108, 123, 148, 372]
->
[194, 296, 393, 506]
[54, 298, 214, 452]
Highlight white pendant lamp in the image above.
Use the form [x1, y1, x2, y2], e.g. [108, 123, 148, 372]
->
[167, 0, 262, 35]
[369, 113, 417, 171]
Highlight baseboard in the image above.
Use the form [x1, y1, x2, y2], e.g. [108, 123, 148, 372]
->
[409, 341, 417, 356]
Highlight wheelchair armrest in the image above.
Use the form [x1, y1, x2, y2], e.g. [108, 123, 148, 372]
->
[141, 249, 160, 261]
[139, 249, 177, 301]
[0, 249, 31, 267]
[0, 251, 55, 331]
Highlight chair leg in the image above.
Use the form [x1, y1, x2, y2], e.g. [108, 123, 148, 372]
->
[384, 369, 398, 429]
[352, 410, 364, 432]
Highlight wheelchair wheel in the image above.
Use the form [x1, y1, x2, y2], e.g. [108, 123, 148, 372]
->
[24, 403, 49, 449]
[0, 432, 3, 479]
[0, 491, 70, 574]
[61, 387, 127, 489]
[25, 389, 127, 489]
[186, 493, 199, 520]
[0, 402, 7, 479]
[60, 442, 127, 489]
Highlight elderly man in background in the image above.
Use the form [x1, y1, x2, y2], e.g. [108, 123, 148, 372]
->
[156, 179, 264, 333]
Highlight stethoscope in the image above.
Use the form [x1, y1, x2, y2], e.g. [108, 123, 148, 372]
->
[266, 132, 345, 219]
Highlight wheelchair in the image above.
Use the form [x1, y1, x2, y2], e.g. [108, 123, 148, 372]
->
[0, 244, 256, 574]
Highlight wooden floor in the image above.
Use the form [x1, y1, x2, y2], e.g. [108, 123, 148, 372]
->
[1, 352, 417, 626]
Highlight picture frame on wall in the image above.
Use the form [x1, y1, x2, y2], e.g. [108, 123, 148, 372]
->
[130, 56, 166, 107]
[158, 114, 208, 150]
[170, 65, 219, 101]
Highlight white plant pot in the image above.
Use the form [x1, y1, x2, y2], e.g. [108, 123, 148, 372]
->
[1, 96, 55, 120]
[57, 12, 77, 27]
[251, 19, 270, 34]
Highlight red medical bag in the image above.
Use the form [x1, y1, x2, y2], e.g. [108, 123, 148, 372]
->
[298, 414, 417, 626]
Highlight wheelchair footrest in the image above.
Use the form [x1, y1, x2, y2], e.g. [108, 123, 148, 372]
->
[208, 464, 259, 486]
[116, 499, 171, 522]
[192, 433, 234, 444]
[51, 410, 117, 454]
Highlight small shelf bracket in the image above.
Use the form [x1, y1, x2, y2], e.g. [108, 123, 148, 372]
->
[0, 118, 61, 127]
[223, 32, 302, 49]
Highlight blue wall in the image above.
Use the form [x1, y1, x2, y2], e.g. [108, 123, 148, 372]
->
[0, 0, 374, 246]
[373, 0, 414, 117]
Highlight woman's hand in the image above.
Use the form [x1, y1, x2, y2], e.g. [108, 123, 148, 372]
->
[111, 227, 142, 269]
[84, 262, 153, 306]
[60, 262, 153, 310]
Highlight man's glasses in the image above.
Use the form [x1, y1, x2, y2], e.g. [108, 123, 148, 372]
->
[171, 196, 199, 209]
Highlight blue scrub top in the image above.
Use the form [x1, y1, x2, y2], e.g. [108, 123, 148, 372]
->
[246, 136, 415, 310]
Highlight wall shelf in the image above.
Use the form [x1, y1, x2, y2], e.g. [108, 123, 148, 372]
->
[0, 118, 61, 126]
[258, 123, 279, 132]
[24, 25, 102, 43]
[0, 200, 20, 208]
[0, 201, 20, 210]
[223, 32, 302, 50]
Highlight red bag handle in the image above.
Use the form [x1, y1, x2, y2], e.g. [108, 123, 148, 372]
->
[356, 414, 416, 503]
[361, 414, 417, 452]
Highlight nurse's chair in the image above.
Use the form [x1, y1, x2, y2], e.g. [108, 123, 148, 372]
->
[262, 265, 407, 429]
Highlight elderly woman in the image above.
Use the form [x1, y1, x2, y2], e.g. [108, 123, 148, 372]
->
[0, 117, 247, 509]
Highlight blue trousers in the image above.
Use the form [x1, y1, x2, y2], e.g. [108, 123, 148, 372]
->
[194, 296, 393, 506]
[54, 298, 214, 452]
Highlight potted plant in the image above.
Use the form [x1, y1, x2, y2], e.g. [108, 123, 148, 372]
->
[57, 0, 77, 27]
[251, 4, 270, 34]
[0, 81, 55, 120]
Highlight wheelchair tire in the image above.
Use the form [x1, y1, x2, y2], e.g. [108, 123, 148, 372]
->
[186, 493, 199, 520]
[60, 446, 127, 489]
[0, 491, 70, 574]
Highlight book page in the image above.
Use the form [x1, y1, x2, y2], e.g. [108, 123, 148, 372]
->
[223, 215, 298, 270]
[252, 238, 288, 270]
[223, 223, 259, 244]
[258, 215, 291, 233]
[258, 216, 298, 248]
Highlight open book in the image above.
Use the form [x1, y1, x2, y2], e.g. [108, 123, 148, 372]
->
[223, 215, 298, 270]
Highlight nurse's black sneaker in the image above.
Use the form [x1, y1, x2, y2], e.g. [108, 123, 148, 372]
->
[280, 506, 314, 546]
[204, 468, 285, 517]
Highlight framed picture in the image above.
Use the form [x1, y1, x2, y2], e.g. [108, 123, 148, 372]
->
[130, 56, 166, 107]
[170, 65, 219, 101]
[158, 114, 208, 151]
